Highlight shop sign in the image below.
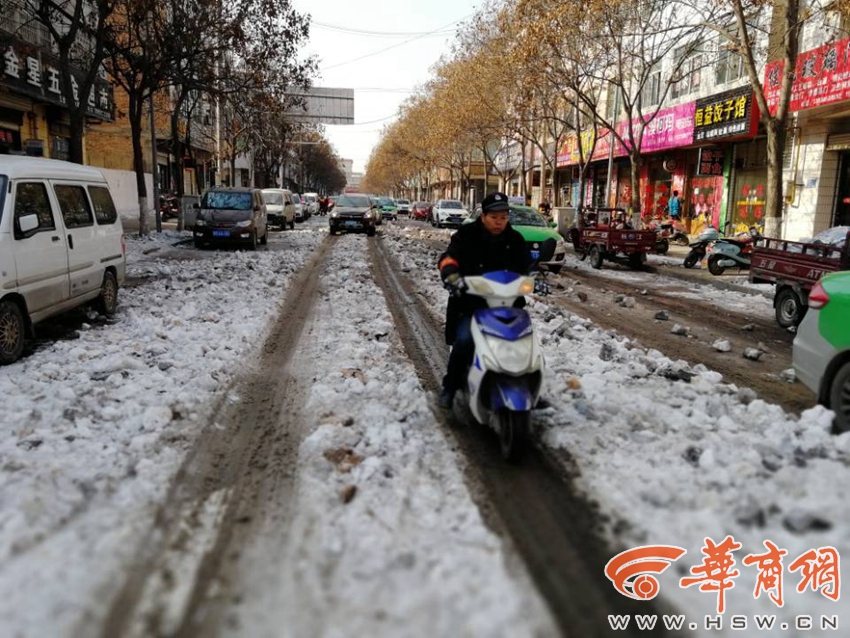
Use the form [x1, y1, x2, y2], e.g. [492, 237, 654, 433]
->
[764, 36, 850, 114]
[693, 86, 757, 141]
[1, 38, 113, 121]
[495, 142, 522, 172]
[556, 129, 620, 167]
[697, 148, 725, 176]
[618, 101, 696, 153]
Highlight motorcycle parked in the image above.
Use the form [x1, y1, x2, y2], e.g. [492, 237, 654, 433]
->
[683, 226, 722, 268]
[159, 194, 180, 221]
[646, 218, 689, 254]
[706, 227, 760, 275]
[454, 271, 545, 462]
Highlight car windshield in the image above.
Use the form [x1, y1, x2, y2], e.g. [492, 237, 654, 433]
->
[398, 199, 409, 205]
[262, 191, 283, 205]
[292, 195, 301, 203]
[414, 202, 428, 207]
[379, 198, 395, 206]
[336, 195, 371, 208]
[203, 191, 253, 210]
[0, 175, 6, 223]
[442, 200, 463, 209]
[509, 207, 547, 227]
[304, 195, 317, 202]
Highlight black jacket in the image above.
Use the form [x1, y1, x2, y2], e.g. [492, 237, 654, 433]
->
[438, 219, 532, 344]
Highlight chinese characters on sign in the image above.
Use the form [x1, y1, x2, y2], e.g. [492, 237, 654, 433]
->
[1, 40, 113, 121]
[606, 538, 840, 614]
[694, 86, 757, 142]
[697, 148, 725, 176]
[765, 35, 850, 114]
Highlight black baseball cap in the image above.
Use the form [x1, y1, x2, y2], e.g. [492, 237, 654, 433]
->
[481, 192, 510, 213]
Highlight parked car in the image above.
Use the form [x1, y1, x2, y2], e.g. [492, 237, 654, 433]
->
[261, 188, 296, 230]
[367, 195, 383, 226]
[466, 204, 567, 274]
[303, 192, 319, 216]
[396, 199, 411, 215]
[290, 193, 303, 222]
[0, 157, 126, 364]
[411, 201, 431, 221]
[193, 187, 268, 250]
[793, 270, 850, 433]
[432, 199, 470, 228]
[329, 194, 377, 236]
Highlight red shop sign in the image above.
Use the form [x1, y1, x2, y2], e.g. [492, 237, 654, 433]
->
[765, 36, 850, 114]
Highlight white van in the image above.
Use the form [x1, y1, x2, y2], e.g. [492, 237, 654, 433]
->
[0, 157, 126, 364]
[261, 188, 296, 230]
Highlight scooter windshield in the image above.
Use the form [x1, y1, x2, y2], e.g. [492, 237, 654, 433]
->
[475, 307, 533, 340]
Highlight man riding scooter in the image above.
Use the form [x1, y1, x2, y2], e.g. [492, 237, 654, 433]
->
[437, 192, 533, 408]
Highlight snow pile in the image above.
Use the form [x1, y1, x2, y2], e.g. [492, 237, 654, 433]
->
[229, 234, 554, 637]
[383, 223, 849, 633]
[0, 228, 324, 633]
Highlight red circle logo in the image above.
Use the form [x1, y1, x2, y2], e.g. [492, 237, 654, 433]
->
[633, 574, 660, 600]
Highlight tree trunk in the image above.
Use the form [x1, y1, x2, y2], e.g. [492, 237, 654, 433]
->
[170, 93, 186, 231]
[629, 151, 642, 227]
[764, 119, 784, 237]
[68, 110, 85, 164]
[129, 95, 149, 236]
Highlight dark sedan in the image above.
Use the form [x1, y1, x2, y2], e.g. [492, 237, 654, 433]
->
[329, 194, 378, 236]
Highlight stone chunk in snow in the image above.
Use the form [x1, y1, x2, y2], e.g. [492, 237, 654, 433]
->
[599, 342, 616, 362]
[654, 310, 669, 321]
[781, 368, 796, 383]
[782, 511, 833, 534]
[743, 348, 764, 361]
[741, 323, 755, 332]
[340, 484, 357, 504]
[576, 291, 588, 303]
[712, 339, 732, 353]
[670, 324, 689, 336]
[616, 295, 637, 308]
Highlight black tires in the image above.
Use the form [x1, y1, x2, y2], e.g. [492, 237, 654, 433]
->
[589, 245, 603, 269]
[708, 254, 726, 276]
[655, 238, 669, 254]
[547, 264, 562, 275]
[260, 230, 268, 246]
[628, 253, 645, 270]
[0, 300, 26, 365]
[829, 362, 850, 434]
[673, 233, 690, 246]
[494, 409, 530, 463]
[367, 228, 376, 237]
[97, 271, 118, 317]
[775, 287, 806, 328]
[683, 250, 700, 269]
[249, 232, 258, 251]
[194, 238, 205, 249]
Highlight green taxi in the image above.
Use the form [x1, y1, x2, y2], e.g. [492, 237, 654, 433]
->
[793, 270, 850, 433]
[466, 204, 566, 274]
[378, 197, 399, 221]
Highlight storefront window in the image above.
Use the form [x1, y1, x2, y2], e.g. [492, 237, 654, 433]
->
[731, 171, 766, 234]
[688, 175, 724, 231]
[643, 163, 672, 219]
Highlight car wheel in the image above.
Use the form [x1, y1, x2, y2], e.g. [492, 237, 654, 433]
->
[260, 230, 268, 245]
[708, 254, 726, 276]
[194, 238, 204, 249]
[97, 271, 119, 317]
[589, 245, 603, 269]
[249, 232, 258, 251]
[367, 228, 376, 237]
[775, 288, 805, 328]
[0, 300, 26, 365]
[628, 253, 645, 270]
[830, 361, 850, 434]
[655, 238, 669, 254]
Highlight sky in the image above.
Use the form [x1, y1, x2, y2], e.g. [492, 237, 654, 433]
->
[291, 0, 481, 174]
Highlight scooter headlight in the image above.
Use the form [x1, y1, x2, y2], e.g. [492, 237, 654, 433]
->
[519, 279, 534, 295]
[467, 279, 495, 296]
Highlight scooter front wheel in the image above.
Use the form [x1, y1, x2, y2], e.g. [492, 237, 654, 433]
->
[708, 254, 726, 276]
[493, 409, 530, 463]
[683, 249, 701, 269]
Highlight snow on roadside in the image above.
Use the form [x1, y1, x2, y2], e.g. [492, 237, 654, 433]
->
[228, 233, 556, 638]
[0, 227, 324, 633]
[384, 223, 849, 635]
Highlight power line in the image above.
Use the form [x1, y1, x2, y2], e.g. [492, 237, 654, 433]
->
[314, 21, 457, 38]
[321, 14, 471, 71]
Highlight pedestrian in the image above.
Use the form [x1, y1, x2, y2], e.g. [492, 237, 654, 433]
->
[667, 190, 682, 220]
[538, 198, 551, 220]
[436, 192, 532, 408]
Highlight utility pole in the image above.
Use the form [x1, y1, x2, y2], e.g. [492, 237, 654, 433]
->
[605, 88, 621, 208]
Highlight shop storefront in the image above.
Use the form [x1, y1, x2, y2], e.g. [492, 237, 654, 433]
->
[687, 147, 728, 230]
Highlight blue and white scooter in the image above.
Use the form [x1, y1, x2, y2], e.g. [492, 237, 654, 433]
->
[454, 271, 544, 462]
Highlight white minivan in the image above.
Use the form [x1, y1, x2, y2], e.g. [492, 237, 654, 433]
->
[0, 157, 126, 364]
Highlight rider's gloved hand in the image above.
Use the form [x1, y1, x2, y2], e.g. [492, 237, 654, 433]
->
[444, 272, 467, 297]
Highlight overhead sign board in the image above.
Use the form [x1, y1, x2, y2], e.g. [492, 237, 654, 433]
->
[286, 87, 354, 125]
[693, 85, 758, 142]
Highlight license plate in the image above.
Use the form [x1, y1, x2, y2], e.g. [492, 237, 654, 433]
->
[344, 221, 359, 228]
[530, 250, 540, 260]
[213, 230, 230, 238]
